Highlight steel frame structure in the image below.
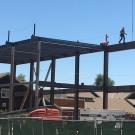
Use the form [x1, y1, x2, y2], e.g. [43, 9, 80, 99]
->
[0, 35, 135, 119]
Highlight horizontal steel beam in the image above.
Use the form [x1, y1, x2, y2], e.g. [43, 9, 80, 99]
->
[108, 41, 135, 52]
[1, 81, 135, 93]
[42, 86, 135, 95]
[39, 81, 135, 93]
[42, 88, 102, 94]
[39, 81, 101, 90]
[109, 85, 135, 93]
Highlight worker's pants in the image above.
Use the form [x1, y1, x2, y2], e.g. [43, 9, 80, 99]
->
[119, 36, 125, 44]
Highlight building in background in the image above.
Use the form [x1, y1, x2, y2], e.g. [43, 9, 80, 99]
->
[0, 73, 29, 112]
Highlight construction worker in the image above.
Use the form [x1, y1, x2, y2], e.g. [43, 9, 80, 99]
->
[105, 34, 109, 45]
[100, 34, 109, 46]
[119, 27, 127, 44]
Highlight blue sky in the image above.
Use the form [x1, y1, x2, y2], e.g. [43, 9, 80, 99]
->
[0, 0, 135, 85]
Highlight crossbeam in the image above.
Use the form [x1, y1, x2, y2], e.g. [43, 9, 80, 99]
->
[39, 81, 100, 90]
[1, 81, 135, 93]
[108, 41, 135, 52]
[42, 85, 135, 94]
[39, 81, 135, 93]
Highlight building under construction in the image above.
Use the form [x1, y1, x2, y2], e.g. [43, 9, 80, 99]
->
[0, 34, 135, 117]
[0, 34, 135, 134]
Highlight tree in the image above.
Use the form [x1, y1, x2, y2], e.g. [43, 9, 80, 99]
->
[94, 74, 115, 86]
[17, 73, 26, 82]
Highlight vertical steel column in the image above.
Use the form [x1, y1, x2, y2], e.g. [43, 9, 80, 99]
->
[8, 31, 10, 42]
[103, 47, 109, 109]
[29, 61, 34, 108]
[34, 23, 36, 36]
[74, 53, 80, 120]
[13, 63, 16, 82]
[35, 42, 41, 108]
[50, 57, 56, 105]
[9, 46, 15, 111]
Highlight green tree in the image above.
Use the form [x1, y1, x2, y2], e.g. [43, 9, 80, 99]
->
[17, 73, 26, 82]
[94, 74, 114, 86]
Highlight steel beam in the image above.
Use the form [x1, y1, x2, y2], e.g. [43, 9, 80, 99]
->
[50, 57, 56, 105]
[24, 85, 135, 95]
[109, 85, 135, 92]
[44, 62, 52, 81]
[108, 41, 135, 52]
[35, 42, 41, 107]
[29, 61, 34, 108]
[42, 88, 102, 94]
[9, 46, 15, 111]
[1, 81, 135, 93]
[13, 63, 16, 82]
[41, 85, 135, 94]
[103, 47, 109, 109]
[39, 81, 100, 89]
[74, 53, 80, 120]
